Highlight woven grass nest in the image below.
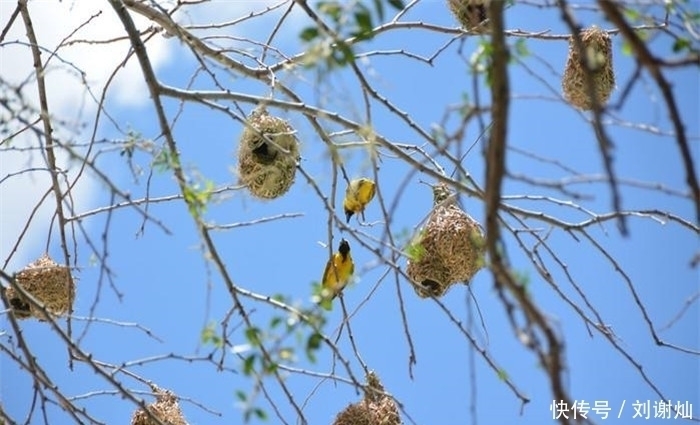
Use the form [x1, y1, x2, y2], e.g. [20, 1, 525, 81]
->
[4, 254, 75, 321]
[131, 387, 188, 425]
[237, 107, 300, 199]
[406, 183, 485, 298]
[447, 0, 489, 32]
[562, 25, 615, 110]
[333, 372, 402, 425]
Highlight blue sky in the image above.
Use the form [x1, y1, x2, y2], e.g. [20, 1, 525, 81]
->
[1, 1, 698, 425]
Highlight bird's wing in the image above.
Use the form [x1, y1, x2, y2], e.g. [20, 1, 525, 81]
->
[322, 259, 335, 289]
[366, 181, 376, 201]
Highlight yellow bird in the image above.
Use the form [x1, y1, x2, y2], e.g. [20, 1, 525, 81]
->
[320, 239, 354, 307]
[343, 178, 376, 223]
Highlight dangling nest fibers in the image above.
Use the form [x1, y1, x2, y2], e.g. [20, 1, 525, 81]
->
[333, 372, 402, 425]
[406, 183, 485, 298]
[237, 107, 300, 199]
[4, 254, 75, 321]
[131, 387, 188, 425]
[447, 0, 490, 32]
[562, 26, 615, 110]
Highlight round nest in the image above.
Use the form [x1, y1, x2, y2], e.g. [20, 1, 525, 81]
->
[237, 108, 300, 199]
[333, 372, 402, 425]
[406, 183, 485, 298]
[447, 0, 489, 32]
[562, 26, 615, 110]
[4, 254, 75, 321]
[131, 387, 187, 425]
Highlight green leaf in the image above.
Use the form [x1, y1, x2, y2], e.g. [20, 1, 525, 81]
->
[245, 327, 262, 346]
[497, 368, 509, 381]
[300, 26, 319, 42]
[373, 0, 384, 22]
[621, 40, 633, 56]
[624, 7, 640, 22]
[201, 322, 223, 347]
[243, 354, 257, 375]
[183, 180, 213, 217]
[235, 390, 247, 402]
[387, 0, 404, 11]
[270, 316, 282, 329]
[152, 149, 172, 172]
[319, 297, 333, 311]
[306, 332, 323, 362]
[332, 40, 355, 66]
[319, 1, 342, 21]
[355, 8, 373, 34]
[262, 357, 278, 374]
[514, 38, 529, 57]
[253, 407, 267, 420]
[405, 231, 426, 261]
[672, 38, 691, 53]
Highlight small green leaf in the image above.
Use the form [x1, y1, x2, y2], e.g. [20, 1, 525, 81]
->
[300, 26, 319, 42]
[270, 316, 282, 329]
[514, 38, 529, 57]
[672, 38, 691, 53]
[235, 390, 247, 402]
[387, 0, 404, 11]
[373, 0, 384, 22]
[262, 357, 278, 374]
[153, 149, 172, 172]
[621, 40, 633, 56]
[332, 41, 355, 66]
[624, 8, 640, 22]
[319, 297, 333, 311]
[319, 1, 342, 21]
[253, 407, 267, 420]
[243, 354, 257, 375]
[245, 327, 261, 346]
[497, 368, 509, 381]
[306, 332, 323, 362]
[405, 231, 426, 261]
[201, 322, 223, 347]
[355, 9, 373, 34]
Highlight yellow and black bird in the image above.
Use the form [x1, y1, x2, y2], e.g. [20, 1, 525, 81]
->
[320, 238, 354, 309]
[343, 178, 376, 223]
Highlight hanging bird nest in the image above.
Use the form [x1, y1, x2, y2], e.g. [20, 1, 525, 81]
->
[4, 254, 75, 321]
[406, 183, 485, 298]
[333, 372, 402, 425]
[447, 0, 489, 32]
[562, 25, 615, 110]
[237, 107, 300, 199]
[131, 386, 188, 425]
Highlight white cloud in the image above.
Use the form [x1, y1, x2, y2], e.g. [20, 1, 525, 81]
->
[0, 1, 172, 270]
